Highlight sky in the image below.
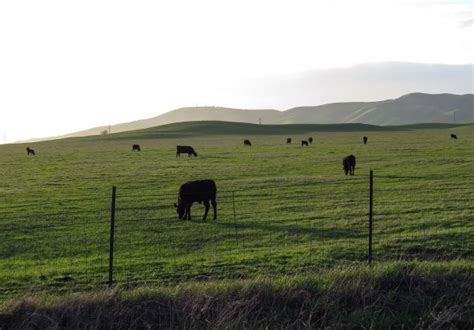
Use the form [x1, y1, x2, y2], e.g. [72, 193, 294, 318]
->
[0, 0, 473, 142]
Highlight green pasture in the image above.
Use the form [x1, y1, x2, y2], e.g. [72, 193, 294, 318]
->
[0, 121, 473, 298]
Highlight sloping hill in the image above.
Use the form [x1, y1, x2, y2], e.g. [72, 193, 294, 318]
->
[348, 93, 473, 125]
[278, 93, 473, 125]
[110, 121, 391, 140]
[21, 93, 473, 142]
[84, 121, 471, 143]
[105, 106, 280, 135]
[24, 107, 281, 142]
[277, 102, 382, 124]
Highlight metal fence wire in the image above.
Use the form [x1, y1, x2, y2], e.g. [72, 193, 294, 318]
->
[0, 173, 472, 296]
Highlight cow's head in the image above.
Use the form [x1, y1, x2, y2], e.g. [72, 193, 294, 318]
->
[174, 200, 185, 220]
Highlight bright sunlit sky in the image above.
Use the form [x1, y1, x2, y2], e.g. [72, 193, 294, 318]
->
[1, 0, 473, 142]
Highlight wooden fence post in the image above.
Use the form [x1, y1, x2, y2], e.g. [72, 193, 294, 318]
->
[109, 186, 116, 288]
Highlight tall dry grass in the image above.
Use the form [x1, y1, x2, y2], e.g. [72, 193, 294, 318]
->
[1, 262, 472, 329]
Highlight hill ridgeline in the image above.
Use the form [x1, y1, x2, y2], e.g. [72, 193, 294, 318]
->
[22, 93, 473, 142]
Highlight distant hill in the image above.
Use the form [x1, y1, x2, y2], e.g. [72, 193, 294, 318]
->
[21, 93, 473, 142]
[279, 93, 474, 125]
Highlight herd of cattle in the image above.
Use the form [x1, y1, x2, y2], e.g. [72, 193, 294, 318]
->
[24, 133, 460, 158]
[23, 132, 460, 221]
[172, 133, 459, 220]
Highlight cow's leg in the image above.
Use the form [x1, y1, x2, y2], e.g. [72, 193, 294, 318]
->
[186, 205, 191, 220]
[203, 200, 210, 220]
[211, 199, 217, 220]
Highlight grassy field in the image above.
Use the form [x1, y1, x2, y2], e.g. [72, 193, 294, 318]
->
[0, 121, 473, 303]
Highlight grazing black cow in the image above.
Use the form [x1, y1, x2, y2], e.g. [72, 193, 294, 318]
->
[132, 144, 141, 152]
[176, 145, 197, 157]
[343, 155, 356, 175]
[174, 179, 217, 221]
[363, 136, 368, 144]
[287, 138, 292, 144]
[301, 140, 309, 147]
[308, 137, 313, 144]
[244, 139, 252, 146]
[450, 134, 458, 140]
[26, 147, 35, 156]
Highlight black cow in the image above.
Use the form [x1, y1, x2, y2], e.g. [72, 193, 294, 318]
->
[176, 145, 197, 157]
[308, 137, 313, 144]
[363, 136, 368, 144]
[174, 179, 217, 221]
[244, 139, 252, 146]
[132, 144, 141, 152]
[287, 138, 292, 144]
[301, 140, 309, 147]
[26, 147, 35, 156]
[343, 155, 356, 175]
[450, 134, 458, 140]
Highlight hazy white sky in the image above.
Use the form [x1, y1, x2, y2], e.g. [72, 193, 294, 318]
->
[1, 0, 473, 142]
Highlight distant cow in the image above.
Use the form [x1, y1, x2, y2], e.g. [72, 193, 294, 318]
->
[132, 144, 141, 152]
[301, 140, 309, 147]
[308, 137, 313, 144]
[287, 138, 292, 144]
[343, 155, 356, 175]
[174, 179, 217, 221]
[450, 134, 458, 140]
[244, 139, 252, 146]
[363, 136, 368, 144]
[176, 145, 197, 157]
[26, 147, 35, 156]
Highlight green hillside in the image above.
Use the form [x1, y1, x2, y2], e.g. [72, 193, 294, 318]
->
[62, 120, 474, 142]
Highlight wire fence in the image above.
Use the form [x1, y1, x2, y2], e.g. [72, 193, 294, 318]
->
[0, 173, 472, 297]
